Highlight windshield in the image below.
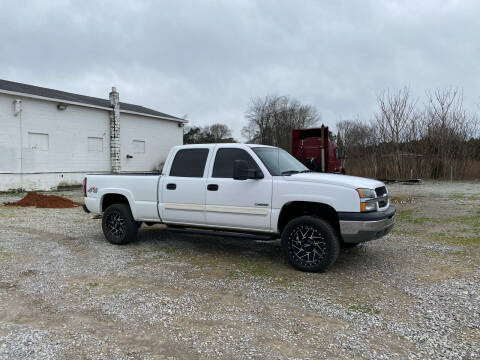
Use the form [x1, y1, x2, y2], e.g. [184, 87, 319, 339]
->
[252, 147, 309, 176]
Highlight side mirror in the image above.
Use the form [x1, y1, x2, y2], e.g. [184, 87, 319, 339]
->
[233, 160, 264, 180]
[251, 169, 264, 179]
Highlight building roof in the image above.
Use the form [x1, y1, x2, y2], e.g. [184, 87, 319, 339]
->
[0, 78, 186, 122]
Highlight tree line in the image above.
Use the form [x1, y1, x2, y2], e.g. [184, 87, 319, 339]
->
[337, 87, 479, 180]
[184, 88, 480, 180]
[183, 123, 235, 144]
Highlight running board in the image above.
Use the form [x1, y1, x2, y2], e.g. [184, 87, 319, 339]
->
[166, 226, 278, 241]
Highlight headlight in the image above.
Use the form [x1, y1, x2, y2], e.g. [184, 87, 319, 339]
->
[356, 188, 377, 212]
[356, 188, 376, 200]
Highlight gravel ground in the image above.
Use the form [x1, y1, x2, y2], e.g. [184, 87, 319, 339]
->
[0, 182, 479, 359]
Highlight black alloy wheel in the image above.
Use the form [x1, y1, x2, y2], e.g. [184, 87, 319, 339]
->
[281, 216, 340, 272]
[102, 203, 138, 245]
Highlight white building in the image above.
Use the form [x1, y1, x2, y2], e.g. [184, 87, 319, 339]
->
[0, 79, 186, 191]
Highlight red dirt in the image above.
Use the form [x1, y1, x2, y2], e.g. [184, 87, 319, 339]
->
[5, 192, 81, 209]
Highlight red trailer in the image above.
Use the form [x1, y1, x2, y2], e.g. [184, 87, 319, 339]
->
[291, 126, 345, 174]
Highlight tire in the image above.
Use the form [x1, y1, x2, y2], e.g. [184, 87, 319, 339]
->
[102, 204, 138, 245]
[281, 216, 340, 272]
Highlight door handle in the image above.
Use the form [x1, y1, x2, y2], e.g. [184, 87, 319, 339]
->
[207, 184, 219, 191]
[166, 183, 176, 190]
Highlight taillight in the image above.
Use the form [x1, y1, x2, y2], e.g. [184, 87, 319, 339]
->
[82, 177, 87, 197]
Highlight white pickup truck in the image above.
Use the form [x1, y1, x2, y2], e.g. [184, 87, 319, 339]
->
[83, 143, 395, 272]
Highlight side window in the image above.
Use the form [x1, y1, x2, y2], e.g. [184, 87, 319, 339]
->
[169, 149, 209, 177]
[212, 148, 260, 178]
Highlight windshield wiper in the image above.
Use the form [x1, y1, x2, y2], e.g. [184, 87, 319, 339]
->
[281, 170, 300, 176]
[300, 170, 312, 173]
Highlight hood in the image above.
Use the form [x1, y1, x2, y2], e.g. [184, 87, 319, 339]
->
[283, 172, 385, 190]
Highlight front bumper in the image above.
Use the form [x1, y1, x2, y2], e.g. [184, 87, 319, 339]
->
[339, 205, 396, 244]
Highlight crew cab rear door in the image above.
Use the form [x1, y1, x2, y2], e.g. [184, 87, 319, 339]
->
[205, 146, 272, 231]
[159, 146, 211, 225]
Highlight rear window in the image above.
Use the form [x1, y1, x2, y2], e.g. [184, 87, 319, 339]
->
[169, 148, 209, 177]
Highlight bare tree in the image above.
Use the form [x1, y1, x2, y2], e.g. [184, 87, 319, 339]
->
[374, 87, 420, 178]
[243, 95, 320, 150]
[421, 88, 477, 178]
[209, 123, 232, 142]
[336, 118, 377, 176]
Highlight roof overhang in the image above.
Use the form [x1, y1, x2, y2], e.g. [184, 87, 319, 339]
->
[0, 88, 188, 123]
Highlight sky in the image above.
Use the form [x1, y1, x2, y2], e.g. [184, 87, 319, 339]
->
[1, 0, 479, 140]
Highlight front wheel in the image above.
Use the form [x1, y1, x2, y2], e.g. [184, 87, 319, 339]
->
[102, 204, 138, 245]
[281, 216, 340, 272]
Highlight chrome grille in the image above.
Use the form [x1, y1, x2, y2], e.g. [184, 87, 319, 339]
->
[375, 186, 388, 208]
[375, 186, 387, 197]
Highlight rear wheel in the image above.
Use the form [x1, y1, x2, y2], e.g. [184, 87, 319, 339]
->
[281, 216, 340, 272]
[102, 204, 138, 245]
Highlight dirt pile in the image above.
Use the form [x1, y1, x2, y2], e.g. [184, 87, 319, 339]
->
[5, 192, 80, 209]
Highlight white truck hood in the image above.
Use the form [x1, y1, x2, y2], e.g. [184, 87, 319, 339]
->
[283, 172, 385, 190]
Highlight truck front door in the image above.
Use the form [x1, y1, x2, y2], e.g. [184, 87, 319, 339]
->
[159, 147, 210, 225]
[205, 147, 272, 231]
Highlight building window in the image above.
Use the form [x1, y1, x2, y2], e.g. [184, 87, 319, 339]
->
[88, 137, 104, 152]
[132, 140, 146, 154]
[28, 132, 49, 151]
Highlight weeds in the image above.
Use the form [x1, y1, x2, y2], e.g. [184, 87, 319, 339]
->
[448, 193, 480, 201]
[227, 260, 273, 278]
[161, 246, 178, 255]
[430, 233, 480, 246]
[0, 245, 11, 260]
[347, 304, 380, 315]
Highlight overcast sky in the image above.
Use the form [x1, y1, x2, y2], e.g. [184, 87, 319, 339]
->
[1, 0, 479, 139]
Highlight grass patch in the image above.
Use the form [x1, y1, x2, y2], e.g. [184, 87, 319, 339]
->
[227, 260, 273, 278]
[347, 303, 380, 315]
[395, 209, 414, 222]
[395, 209, 479, 228]
[225, 259, 297, 287]
[448, 193, 480, 201]
[246, 263, 271, 277]
[448, 193, 469, 200]
[395, 209, 432, 225]
[430, 234, 480, 246]
[161, 246, 178, 255]
[0, 245, 11, 260]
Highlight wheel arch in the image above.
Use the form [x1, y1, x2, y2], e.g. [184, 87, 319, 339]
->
[277, 201, 340, 234]
[101, 192, 134, 215]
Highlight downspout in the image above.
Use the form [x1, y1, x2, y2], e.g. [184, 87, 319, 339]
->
[109, 87, 121, 173]
[13, 100, 23, 189]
